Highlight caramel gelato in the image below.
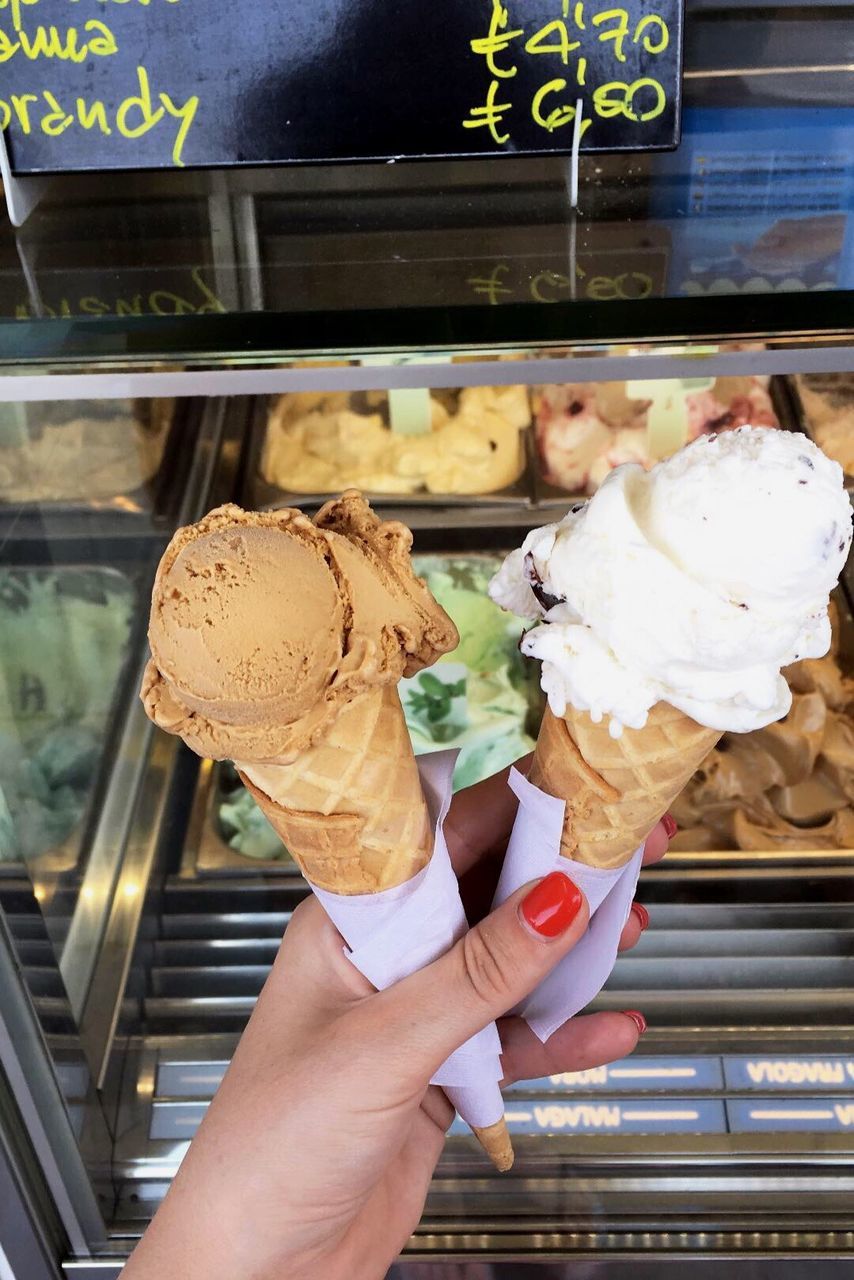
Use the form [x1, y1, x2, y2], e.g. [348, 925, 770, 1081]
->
[142, 492, 458, 763]
[670, 604, 854, 851]
[793, 374, 854, 478]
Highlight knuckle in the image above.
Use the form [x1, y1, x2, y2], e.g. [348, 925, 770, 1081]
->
[460, 923, 517, 1009]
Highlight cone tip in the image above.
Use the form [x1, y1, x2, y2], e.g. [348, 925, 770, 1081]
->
[472, 1118, 514, 1172]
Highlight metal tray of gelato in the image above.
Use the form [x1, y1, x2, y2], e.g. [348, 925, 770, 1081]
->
[241, 387, 536, 511]
[784, 373, 854, 491]
[182, 552, 545, 877]
[0, 564, 141, 879]
[668, 591, 854, 867]
[531, 374, 788, 504]
[0, 396, 193, 520]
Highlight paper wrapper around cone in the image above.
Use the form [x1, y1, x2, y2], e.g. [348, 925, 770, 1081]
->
[529, 701, 722, 869]
[236, 684, 513, 1171]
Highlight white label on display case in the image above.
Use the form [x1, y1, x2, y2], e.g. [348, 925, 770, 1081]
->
[506, 1055, 724, 1093]
[727, 1098, 854, 1133]
[724, 1056, 854, 1092]
[449, 1097, 727, 1136]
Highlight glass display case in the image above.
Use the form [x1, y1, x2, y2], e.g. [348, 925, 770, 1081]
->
[2, 6, 854, 1276]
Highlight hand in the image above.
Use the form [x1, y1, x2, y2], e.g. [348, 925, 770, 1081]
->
[124, 762, 670, 1280]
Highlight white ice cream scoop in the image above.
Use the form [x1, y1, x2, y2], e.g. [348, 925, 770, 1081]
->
[490, 427, 852, 737]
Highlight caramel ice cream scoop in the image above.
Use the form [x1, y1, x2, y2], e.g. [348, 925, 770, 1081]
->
[142, 492, 458, 763]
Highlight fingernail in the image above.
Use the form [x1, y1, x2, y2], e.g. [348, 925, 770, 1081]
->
[621, 1010, 647, 1035]
[630, 902, 650, 931]
[520, 871, 583, 939]
[662, 813, 678, 840]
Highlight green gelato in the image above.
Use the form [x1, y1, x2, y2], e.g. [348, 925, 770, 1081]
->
[0, 569, 134, 864]
[218, 764, 293, 862]
[403, 556, 538, 790]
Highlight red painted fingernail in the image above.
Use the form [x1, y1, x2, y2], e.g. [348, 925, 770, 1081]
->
[630, 902, 650, 931]
[662, 813, 678, 839]
[520, 871, 583, 939]
[621, 1010, 647, 1035]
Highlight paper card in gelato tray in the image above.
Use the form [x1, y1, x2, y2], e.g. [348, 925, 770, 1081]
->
[311, 751, 504, 1132]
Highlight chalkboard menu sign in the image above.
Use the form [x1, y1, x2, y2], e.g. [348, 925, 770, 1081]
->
[0, 0, 684, 174]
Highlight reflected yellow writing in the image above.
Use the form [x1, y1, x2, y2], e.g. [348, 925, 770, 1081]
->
[468, 261, 654, 305]
[14, 266, 226, 319]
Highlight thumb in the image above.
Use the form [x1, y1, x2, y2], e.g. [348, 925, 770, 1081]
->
[376, 871, 589, 1079]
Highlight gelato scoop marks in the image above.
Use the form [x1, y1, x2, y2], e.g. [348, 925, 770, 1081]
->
[490, 427, 852, 869]
[141, 493, 513, 1171]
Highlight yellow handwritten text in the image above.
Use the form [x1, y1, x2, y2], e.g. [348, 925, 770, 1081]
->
[593, 78, 666, 123]
[525, 20, 581, 65]
[464, 1, 673, 149]
[470, 0, 522, 79]
[0, 66, 200, 165]
[0, 19, 118, 63]
[14, 267, 226, 320]
[462, 78, 512, 145]
[592, 8, 630, 62]
[531, 80, 593, 135]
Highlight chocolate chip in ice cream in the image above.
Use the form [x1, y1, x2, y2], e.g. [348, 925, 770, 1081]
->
[524, 552, 563, 613]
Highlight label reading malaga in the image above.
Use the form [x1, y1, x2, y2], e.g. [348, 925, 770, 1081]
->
[0, 0, 684, 174]
[449, 1097, 726, 1136]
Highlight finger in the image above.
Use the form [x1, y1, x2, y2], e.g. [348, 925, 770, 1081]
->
[444, 754, 532, 877]
[618, 901, 650, 952]
[270, 894, 373, 1011]
[372, 870, 589, 1081]
[498, 1010, 646, 1086]
[642, 815, 674, 865]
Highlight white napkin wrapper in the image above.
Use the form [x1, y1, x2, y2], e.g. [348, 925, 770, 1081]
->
[312, 750, 505, 1130]
[492, 768, 644, 1042]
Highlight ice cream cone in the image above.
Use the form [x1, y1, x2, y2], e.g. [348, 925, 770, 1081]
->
[236, 685, 432, 894]
[529, 701, 721, 869]
[237, 682, 513, 1171]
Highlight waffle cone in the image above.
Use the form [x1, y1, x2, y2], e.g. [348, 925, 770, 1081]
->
[236, 684, 432, 894]
[238, 682, 513, 1169]
[530, 702, 721, 869]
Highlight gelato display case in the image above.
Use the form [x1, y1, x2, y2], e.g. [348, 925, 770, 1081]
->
[2, 10, 854, 1275]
